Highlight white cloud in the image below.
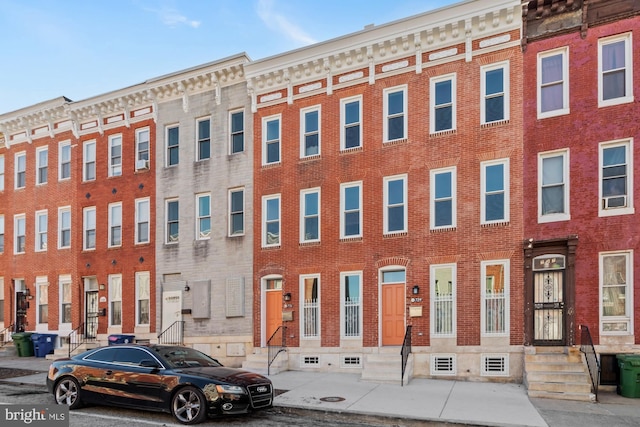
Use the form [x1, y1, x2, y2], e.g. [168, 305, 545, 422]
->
[256, 0, 316, 45]
[146, 6, 201, 28]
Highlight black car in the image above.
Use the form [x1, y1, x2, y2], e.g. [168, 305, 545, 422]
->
[46, 344, 273, 425]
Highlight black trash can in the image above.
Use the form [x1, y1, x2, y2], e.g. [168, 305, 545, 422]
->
[31, 333, 58, 357]
[108, 334, 135, 345]
[11, 332, 34, 357]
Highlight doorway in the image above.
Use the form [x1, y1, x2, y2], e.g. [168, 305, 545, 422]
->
[264, 277, 282, 346]
[381, 269, 406, 346]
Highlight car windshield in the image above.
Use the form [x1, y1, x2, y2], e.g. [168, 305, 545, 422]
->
[152, 346, 222, 369]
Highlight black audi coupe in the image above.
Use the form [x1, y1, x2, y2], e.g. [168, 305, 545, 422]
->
[46, 344, 274, 425]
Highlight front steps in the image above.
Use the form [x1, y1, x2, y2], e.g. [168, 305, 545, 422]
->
[242, 348, 288, 375]
[361, 348, 413, 385]
[524, 346, 595, 402]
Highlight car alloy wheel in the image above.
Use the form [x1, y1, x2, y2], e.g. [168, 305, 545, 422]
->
[54, 377, 83, 409]
[172, 386, 207, 425]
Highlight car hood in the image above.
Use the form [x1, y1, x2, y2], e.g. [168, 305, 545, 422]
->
[177, 367, 270, 385]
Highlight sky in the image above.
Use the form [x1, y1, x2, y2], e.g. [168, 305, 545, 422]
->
[0, 0, 459, 114]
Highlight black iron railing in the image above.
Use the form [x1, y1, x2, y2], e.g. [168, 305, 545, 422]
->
[157, 320, 185, 345]
[68, 319, 98, 357]
[579, 324, 600, 401]
[267, 325, 287, 375]
[0, 324, 14, 347]
[401, 325, 413, 386]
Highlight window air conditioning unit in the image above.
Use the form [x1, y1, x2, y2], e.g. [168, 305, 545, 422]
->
[603, 195, 626, 209]
[136, 159, 149, 170]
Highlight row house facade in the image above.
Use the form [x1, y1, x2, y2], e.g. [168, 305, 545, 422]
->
[244, 0, 526, 381]
[522, 0, 640, 384]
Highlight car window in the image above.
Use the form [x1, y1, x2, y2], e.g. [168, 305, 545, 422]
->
[153, 346, 222, 368]
[85, 347, 120, 363]
[114, 348, 153, 365]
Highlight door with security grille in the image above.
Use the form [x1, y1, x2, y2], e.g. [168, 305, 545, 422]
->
[533, 255, 565, 345]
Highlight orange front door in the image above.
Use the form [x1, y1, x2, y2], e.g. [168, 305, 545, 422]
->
[265, 290, 282, 343]
[382, 284, 405, 345]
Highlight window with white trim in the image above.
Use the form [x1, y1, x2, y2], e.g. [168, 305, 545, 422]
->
[196, 118, 210, 161]
[538, 47, 569, 118]
[384, 174, 407, 234]
[300, 188, 320, 242]
[0, 154, 4, 191]
[340, 182, 362, 238]
[59, 141, 71, 180]
[431, 264, 456, 337]
[0, 278, 4, 320]
[301, 275, 319, 339]
[384, 86, 407, 142]
[35, 210, 47, 252]
[83, 207, 96, 250]
[431, 167, 456, 229]
[481, 260, 509, 336]
[136, 127, 150, 169]
[263, 116, 280, 165]
[598, 33, 633, 107]
[430, 74, 456, 133]
[196, 193, 211, 239]
[481, 61, 509, 124]
[135, 198, 150, 244]
[341, 96, 362, 150]
[136, 271, 150, 326]
[0, 215, 4, 253]
[58, 207, 71, 249]
[600, 251, 633, 335]
[166, 199, 179, 243]
[37, 276, 48, 324]
[539, 150, 570, 222]
[83, 140, 96, 181]
[599, 139, 633, 216]
[230, 110, 244, 154]
[109, 202, 122, 247]
[481, 159, 509, 224]
[301, 106, 320, 157]
[262, 194, 280, 247]
[229, 188, 244, 236]
[109, 274, 122, 326]
[341, 271, 362, 338]
[14, 214, 26, 254]
[60, 275, 72, 324]
[167, 125, 179, 166]
[36, 146, 48, 185]
[108, 134, 122, 177]
[15, 152, 26, 189]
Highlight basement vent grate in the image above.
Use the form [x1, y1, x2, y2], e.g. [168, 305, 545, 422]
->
[431, 354, 456, 376]
[341, 356, 361, 367]
[481, 354, 509, 376]
[301, 355, 320, 366]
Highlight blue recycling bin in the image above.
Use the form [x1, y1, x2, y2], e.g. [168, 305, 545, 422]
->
[108, 334, 135, 345]
[31, 333, 57, 357]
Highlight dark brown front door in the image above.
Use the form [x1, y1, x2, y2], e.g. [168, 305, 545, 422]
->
[15, 292, 28, 332]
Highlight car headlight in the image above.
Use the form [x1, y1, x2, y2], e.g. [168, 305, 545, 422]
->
[215, 384, 246, 394]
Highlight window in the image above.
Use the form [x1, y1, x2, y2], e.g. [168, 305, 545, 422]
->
[35, 210, 47, 251]
[0, 215, 3, 253]
[196, 118, 211, 161]
[301, 275, 319, 338]
[301, 106, 320, 157]
[196, 194, 211, 239]
[431, 264, 456, 337]
[431, 74, 456, 133]
[481, 62, 509, 124]
[136, 127, 150, 169]
[431, 167, 456, 229]
[0, 154, 4, 191]
[60, 276, 72, 324]
[481, 260, 509, 336]
[481, 159, 509, 224]
[600, 251, 633, 334]
[341, 272, 362, 338]
[135, 198, 150, 244]
[262, 194, 280, 247]
[599, 139, 633, 216]
[15, 152, 26, 189]
[36, 147, 48, 184]
[136, 271, 150, 326]
[37, 277, 48, 324]
[263, 116, 280, 165]
[58, 207, 71, 249]
[166, 199, 179, 243]
[384, 175, 407, 234]
[229, 189, 244, 236]
[14, 214, 25, 254]
[538, 48, 569, 117]
[300, 188, 320, 242]
[598, 33, 633, 107]
[83, 207, 96, 250]
[83, 140, 96, 181]
[384, 86, 407, 142]
[230, 110, 244, 154]
[109, 274, 122, 326]
[109, 203, 122, 247]
[106, 134, 122, 177]
[341, 97, 362, 150]
[340, 182, 362, 238]
[59, 141, 71, 180]
[167, 125, 179, 166]
[539, 150, 570, 222]
[0, 278, 4, 320]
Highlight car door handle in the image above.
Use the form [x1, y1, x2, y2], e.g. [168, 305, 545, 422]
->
[105, 370, 113, 376]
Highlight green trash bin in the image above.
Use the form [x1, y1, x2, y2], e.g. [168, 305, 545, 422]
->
[11, 332, 34, 357]
[617, 354, 640, 398]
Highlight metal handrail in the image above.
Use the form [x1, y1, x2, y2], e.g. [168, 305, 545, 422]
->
[68, 319, 98, 357]
[157, 320, 185, 345]
[579, 324, 600, 401]
[401, 325, 413, 386]
[267, 325, 287, 375]
[0, 324, 14, 347]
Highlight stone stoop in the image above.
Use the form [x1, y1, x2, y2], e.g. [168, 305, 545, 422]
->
[46, 341, 100, 360]
[524, 346, 595, 402]
[361, 349, 412, 385]
[0, 343, 17, 357]
[242, 348, 288, 376]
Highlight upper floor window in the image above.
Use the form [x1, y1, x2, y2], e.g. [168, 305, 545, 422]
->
[431, 167, 456, 229]
[599, 139, 633, 217]
[300, 188, 320, 242]
[196, 193, 211, 240]
[36, 147, 48, 185]
[0, 215, 4, 253]
[108, 134, 122, 177]
[481, 61, 510, 124]
[262, 194, 280, 247]
[481, 159, 509, 224]
[35, 210, 47, 252]
[14, 214, 26, 254]
[135, 198, 150, 244]
[229, 188, 244, 236]
[136, 127, 150, 169]
[598, 33, 633, 107]
[263, 116, 281, 165]
[431, 74, 456, 133]
[167, 125, 179, 166]
[384, 86, 407, 142]
[539, 150, 570, 223]
[384, 175, 407, 234]
[15, 152, 26, 189]
[600, 251, 633, 335]
[538, 48, 569, 118]
[109, 203, 122, 247]
[83, 207, 96, 250]
[58, 207, 71, 249]
[230, 110, 244, 154]
[59, 141, 71, 180]
[83, 140, 96, 181]
[301, 106, 320, 157]
[341, 97, 362, 150]
[196, 118, 211, 161]
[166, 199, 179, 243]
[340, 182, 362, 239]
[0, 154, 4, 191]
